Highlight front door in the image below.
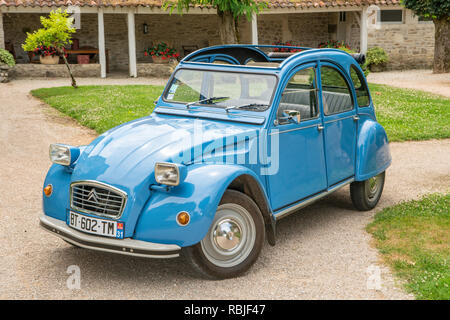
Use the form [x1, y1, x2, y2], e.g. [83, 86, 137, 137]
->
[319, 63, 357, 186]
[267, 64, 327, 211]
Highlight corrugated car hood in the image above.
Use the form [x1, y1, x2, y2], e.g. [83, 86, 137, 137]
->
[70, 113, 259, 237]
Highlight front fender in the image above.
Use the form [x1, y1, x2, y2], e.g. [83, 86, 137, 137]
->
[356, 119, 392, 181]
[42, 164, 72, 221]
[133, 164, 267, 247]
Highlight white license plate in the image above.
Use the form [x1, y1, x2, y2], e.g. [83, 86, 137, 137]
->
[68, 211, 124, 239]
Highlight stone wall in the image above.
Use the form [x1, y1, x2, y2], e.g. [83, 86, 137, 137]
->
[0, 12, 4, 50]
[135, 14, 221, 64]
[10, 63, 100, 78]
[367, 9, 435, 69]
[1, 8, 436, 74]
[137, 62, 176, 77]
[257, 13, 330, 47]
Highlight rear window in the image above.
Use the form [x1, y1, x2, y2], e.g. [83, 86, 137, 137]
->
[349, 66, 370, 107]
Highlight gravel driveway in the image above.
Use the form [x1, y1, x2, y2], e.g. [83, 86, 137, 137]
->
[1, 78, 449, 300]
[367, 69, 450, 98]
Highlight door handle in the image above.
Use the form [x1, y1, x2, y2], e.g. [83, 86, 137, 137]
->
[317, 125, 324, 132]
[353, 115, 360, 121]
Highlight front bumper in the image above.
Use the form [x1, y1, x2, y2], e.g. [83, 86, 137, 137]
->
[39, 215, 181, 258]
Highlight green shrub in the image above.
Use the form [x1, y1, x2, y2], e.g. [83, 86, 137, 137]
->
[366, 46, 389, 66]
[0, 49, 15, 67]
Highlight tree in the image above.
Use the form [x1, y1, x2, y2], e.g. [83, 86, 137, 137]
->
[402, 0, 450, 73]
[164, 0, 267, 44]
[22, 9, 78, 87]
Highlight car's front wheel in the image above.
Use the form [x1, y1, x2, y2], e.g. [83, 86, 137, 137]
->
[350, 171, 385, 211]
[184, 190, 265, 279]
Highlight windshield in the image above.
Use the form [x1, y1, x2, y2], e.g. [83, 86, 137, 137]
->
[163, 69, 277, 111]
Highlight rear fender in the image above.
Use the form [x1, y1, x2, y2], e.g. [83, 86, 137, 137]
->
[356, 119, 392, 181]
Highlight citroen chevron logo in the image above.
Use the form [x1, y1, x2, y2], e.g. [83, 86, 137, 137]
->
[87, 189, 99, 203]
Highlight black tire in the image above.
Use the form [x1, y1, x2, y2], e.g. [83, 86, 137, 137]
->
[350, 171, 385, 211]
[184, 189, 265, 280]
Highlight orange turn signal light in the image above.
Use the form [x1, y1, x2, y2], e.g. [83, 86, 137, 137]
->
[176, 211, 190, 226]
[43, 184, 53, 197]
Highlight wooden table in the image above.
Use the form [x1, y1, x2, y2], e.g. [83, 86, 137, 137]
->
[66, 49, 110, 73]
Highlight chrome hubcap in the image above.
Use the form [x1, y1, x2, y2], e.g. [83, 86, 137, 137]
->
[366, 175, 381, 200]
[201, 203, 256, 268]
[213, 219, 242, 251]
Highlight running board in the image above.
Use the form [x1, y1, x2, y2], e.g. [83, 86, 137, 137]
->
[274, 177, 355, 220]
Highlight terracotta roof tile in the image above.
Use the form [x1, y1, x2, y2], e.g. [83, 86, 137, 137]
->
[0, 0, 401, 8]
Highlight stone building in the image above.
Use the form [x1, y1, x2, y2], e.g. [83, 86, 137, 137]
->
[0, 0, 435, 78]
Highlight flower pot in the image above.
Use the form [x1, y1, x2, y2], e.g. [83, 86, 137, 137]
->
[40, 55, 60, 65]
[152, 56, 169, 64]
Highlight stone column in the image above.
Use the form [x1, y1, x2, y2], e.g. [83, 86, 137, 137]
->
[251, 13, 258, 45]
[0, 11, 5, 50]
[127, 11, 137, 77]
[98, 9, 106, 78]
[360, 7, 368, 54]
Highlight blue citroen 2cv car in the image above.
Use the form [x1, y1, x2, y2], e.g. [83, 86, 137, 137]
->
[40, 45, 391, 279]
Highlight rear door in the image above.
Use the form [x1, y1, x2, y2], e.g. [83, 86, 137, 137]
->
[319, 63, 357, 186]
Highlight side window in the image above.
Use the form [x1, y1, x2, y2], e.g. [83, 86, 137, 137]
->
[278, 67, 318, 123]
[350, 66, 370, 107]
[320, 66, 353, 115]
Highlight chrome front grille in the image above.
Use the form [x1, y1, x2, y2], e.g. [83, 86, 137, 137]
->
[70, 182, 127, 219]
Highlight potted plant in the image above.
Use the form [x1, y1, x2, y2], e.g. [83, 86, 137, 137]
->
[32, 45, 65, 65]
[22, 9, 78, 88]
[366, 47, 389, 72]
[144, 42, 179, 64]
[0, 48, 16, 83]
[272, 41, 302, 53]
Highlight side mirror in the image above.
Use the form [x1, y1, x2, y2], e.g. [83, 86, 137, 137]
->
[279, 109, 301, 124]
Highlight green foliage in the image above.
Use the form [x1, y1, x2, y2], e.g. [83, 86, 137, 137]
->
[366, 47, 389, 66]
[22, 9, 75, 53]
[0, 48, 15, 67]
[367, 193, 450, 299]
[164, 0, 266, 20]
[401, 0, 450, 20]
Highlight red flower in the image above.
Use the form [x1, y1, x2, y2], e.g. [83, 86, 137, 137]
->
[144, 51, 148, 56]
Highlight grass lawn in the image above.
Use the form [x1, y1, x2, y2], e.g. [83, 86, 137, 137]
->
[369, 83, 450, 142]
[31, 83, 450, 141]
[32, 85, 164, 134]
[367, 193, 450, 300]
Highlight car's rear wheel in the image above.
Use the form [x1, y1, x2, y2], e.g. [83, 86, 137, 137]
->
[184, 190, 265, 279]
[350, 171, 385, 211]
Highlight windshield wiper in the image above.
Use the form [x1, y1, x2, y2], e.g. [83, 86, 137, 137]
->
[225, 103, 269, 112]
[186, 96, 230, 109]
